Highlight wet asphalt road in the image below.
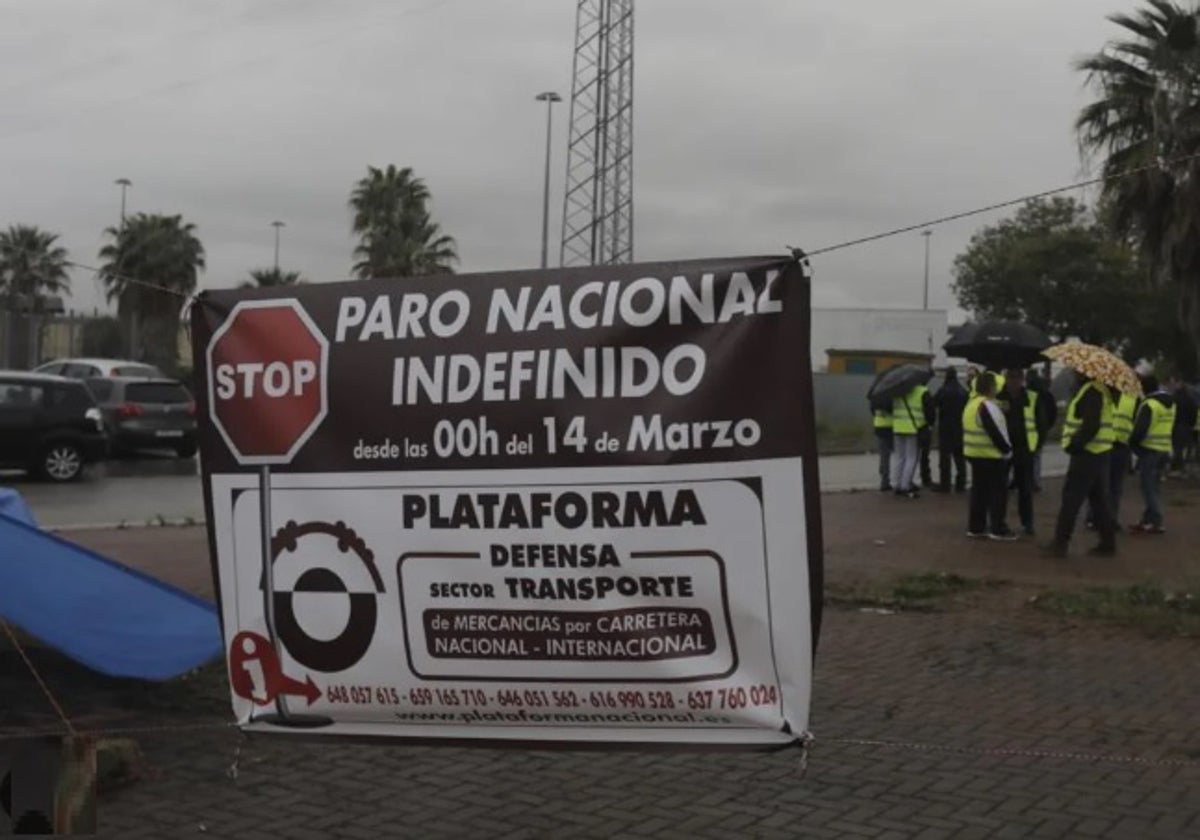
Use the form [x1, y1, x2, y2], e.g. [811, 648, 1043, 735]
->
[2, 449, 1070, 530]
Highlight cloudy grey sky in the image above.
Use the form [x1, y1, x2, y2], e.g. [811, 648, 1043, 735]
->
[1, 0, 1122, 316]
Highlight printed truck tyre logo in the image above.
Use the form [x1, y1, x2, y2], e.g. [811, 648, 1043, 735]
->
[265, 520, 384, 673]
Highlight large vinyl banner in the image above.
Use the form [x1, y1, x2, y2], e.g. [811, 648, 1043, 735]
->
[192, 256, 823, 747]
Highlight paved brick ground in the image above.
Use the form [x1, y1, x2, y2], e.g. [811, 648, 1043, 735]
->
[6, 478, 1199, 838]
[70, 607, 1199, 839]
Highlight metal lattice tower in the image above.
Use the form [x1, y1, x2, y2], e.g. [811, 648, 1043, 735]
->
[559, 0, 634, 267]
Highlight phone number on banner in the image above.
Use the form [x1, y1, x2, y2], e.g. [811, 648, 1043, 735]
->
[323, 684, 780, 711]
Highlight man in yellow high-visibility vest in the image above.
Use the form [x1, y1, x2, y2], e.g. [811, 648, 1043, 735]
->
[962, 372, 1017, 539]
[1088, 388, 1138, 529]
[1045, 372, 1118, 557]
[1129, 374, 1176, 534]
[891, 382, 929, 499]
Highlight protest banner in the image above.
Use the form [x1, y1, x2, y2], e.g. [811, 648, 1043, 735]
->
[192, 255, 823, 746]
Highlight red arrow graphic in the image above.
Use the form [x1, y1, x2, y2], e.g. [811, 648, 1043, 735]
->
[275, 673, 322, 706]
[229, 631, 321, 707]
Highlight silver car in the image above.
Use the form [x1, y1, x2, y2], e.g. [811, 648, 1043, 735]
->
[34, 357, 163, 380]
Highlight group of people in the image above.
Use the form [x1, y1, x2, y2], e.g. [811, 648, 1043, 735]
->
[873, 366, 1056, 503]
[872, 366, 1194, 554]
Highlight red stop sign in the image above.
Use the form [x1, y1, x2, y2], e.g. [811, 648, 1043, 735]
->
[206, 299, 329, 465]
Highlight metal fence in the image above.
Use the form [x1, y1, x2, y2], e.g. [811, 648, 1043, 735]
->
[0, 310, 94, 370]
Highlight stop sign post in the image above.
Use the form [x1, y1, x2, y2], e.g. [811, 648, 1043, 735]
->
[207, 299, 332, 728]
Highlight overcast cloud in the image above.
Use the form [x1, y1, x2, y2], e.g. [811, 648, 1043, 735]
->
[1, 0, 1120, 317]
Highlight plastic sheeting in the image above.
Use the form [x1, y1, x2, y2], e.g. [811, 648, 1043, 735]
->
[0, 487, 37, 528]
[0, 510, 221, 680]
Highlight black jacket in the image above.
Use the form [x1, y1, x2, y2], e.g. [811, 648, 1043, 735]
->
[1175, 388, 1198, 433]
[1002, 387, 1032, 456]
[933, 380, 968, 438]
[1031, 385, 1058, 441]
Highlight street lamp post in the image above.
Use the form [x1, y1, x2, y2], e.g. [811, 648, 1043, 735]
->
[272, 221, 285, 272]
[921, 230, 932, 311]
[115, 178, 131, 225]
[114, 178, 136, 358]
[535, 91, 562, 269]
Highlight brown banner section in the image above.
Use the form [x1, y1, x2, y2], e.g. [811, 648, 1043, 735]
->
[191, 256, 812, 474]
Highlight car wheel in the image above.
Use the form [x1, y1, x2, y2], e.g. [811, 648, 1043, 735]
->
[41, 443, 84, 482]
[175, 441, 198, 459]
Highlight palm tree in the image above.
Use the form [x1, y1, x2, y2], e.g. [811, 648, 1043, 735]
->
[0, 225, 70, 297]
[349, 164, 458, 279]
[241, 267, 303, 289]
[98, 213, 205, 370]
[0, 225, 70, 367]
[1076, 0, 1200, 376]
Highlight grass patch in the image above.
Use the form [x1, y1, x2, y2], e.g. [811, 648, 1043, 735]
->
[1, 645, 230, 730]
[826, 572, 1008, 612]
[1030, 583, 1200, 638]
[816, 420, 874, 455]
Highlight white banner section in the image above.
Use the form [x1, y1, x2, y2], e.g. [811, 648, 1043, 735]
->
[211, 459, 812, 745]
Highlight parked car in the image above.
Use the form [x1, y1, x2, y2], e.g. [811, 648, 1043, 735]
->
[34, 357, 163, 380]
[85, 376, 197, 458]
[0, 372, 109, 481]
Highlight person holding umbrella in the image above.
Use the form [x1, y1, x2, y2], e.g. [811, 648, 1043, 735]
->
[962, 372, 1017, 540]
[1041, 342, 1141, 557]
[1086, 387, 1139, 529]
[866, 363, 933, 499]
[892, 380, 929, 499]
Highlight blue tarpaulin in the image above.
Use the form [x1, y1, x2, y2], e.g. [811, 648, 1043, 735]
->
[0, 487, 37, 529]
[0, 500, 222, 681]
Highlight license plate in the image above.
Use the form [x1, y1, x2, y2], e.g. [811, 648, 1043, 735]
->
[155, 430, 185, 438]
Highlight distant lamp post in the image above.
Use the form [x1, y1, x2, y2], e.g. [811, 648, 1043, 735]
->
[115, 178, 132, 225]
[535, 91, 562, 269]
[921, 230, 932, 311]
[272, 220, 286, 272]
[115, 178, 135, 358]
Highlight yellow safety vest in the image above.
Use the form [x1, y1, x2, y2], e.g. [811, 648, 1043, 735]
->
[962, 395, 1003, 459]
[969, 372, 1006, 397]
[1139, 398, 1177, 454]
[892, 385, 927, 435]
[873, 409, 893, 430]
[1112, 392, 1137, 445]
[1062, 381, 1115, 454]
[1023, 391, 1039, 452]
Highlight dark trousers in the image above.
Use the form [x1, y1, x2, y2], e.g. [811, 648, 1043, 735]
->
[938, 434, 966, 491]
[1087, 444, 1131, 525]
[968, 458, 1009, 535]
[1137, 450, 1169, 528]
[1054, 452, 1117, 549]
[1010, 451, 1035, 532]
[918, 429, 933, 487]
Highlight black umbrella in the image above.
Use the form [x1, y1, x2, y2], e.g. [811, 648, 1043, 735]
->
[867, 363, 933, 406]
[943, 320, 1051, 370]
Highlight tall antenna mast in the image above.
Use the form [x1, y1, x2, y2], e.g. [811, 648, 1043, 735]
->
[560, 0, 635, 267]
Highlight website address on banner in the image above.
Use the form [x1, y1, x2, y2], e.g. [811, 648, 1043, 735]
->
[393, 708, 735, 726]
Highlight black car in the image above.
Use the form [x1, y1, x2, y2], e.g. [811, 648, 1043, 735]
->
[0, 372, 109, 481]
[85, 377, 198, 458]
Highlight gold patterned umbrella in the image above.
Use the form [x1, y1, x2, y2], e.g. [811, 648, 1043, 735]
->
[1043, 341, 1143, 397]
